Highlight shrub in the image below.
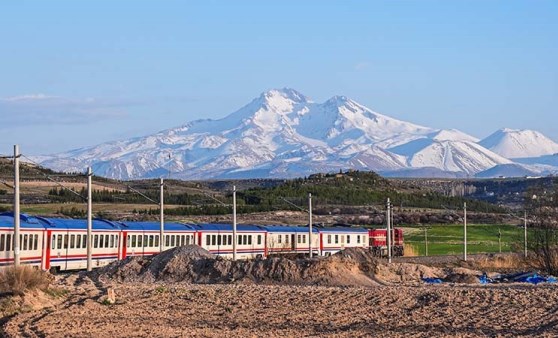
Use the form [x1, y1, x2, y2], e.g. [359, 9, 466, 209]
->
[0, 266, 52, 296]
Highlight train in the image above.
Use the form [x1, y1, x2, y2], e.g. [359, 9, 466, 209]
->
[0, 212, 404, 271]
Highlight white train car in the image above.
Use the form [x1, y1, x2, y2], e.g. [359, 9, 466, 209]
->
[46, 218, 122, 271]
[0, 213, 46, 269]
[261, 225, 320, 256]
[193, 224, 267, 259]
[119, 221, 196, 258]
[317, 227, 369, 256]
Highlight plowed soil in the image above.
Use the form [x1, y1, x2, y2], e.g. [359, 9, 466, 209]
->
[2, 249, 558, 337]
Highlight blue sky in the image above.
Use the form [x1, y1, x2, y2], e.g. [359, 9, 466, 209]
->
[0, 1, 556, 155]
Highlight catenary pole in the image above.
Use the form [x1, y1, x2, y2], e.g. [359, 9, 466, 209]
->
[524, 210, 528, 258]
[308, 193, 313, 258]
[86, 167, 93, 271]
[13, 145, 20, 267]
[160, 178, 164, 253]
[387, 198, 392, 263]
[233, 186, 237, 261]
[424, 227, 428, 257]
[463, 202, 467, 261]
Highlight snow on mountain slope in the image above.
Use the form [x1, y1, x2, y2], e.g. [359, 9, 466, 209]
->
[38, 88, 549, 179]
[479, 128, 558, 159]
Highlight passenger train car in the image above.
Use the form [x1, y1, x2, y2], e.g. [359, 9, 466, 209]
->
[0, 212, 403, 271]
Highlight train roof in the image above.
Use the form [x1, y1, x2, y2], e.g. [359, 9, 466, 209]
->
[259, 225, 319, 233]
[117, 221, 196, 232]
[191, 223, 266, 232]
[317, 227, 369, 233]
[42, 217, 121, 231]
[0, 213, 50, 229]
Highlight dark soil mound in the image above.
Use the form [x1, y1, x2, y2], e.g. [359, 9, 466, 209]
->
[95, 246, 380, 287]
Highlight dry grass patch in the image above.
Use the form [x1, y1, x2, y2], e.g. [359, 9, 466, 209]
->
[472, 254, 528, 272]
[403, 243, 419, 257]
[0, 266, 52, 296]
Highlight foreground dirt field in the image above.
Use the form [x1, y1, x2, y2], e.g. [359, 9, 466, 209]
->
[4, 275, 558, 337]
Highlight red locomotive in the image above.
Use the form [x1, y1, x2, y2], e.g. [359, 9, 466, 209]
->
[368, 228, 404, 257]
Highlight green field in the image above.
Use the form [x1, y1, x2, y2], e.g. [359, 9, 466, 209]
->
[403, 224, 529, 256]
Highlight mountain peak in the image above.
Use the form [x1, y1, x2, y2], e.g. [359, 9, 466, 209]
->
[479, 128, 558, 158]
[259, 88, 309, 103]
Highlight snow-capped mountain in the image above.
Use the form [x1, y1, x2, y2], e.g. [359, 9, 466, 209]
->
[38, 88, 557, 179]
[479, 128, 558, 159]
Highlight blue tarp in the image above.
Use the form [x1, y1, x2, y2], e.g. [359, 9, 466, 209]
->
[422, 277, 443, 284]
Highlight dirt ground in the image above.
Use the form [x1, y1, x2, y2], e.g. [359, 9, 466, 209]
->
[2, 250, 558, 337]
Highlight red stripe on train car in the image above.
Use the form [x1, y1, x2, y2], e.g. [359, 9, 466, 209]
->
[45, 230, 52, 270]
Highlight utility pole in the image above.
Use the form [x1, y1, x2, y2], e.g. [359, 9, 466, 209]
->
[524, 210, 528, 258]
[86, 167, 93, 271]
[424, 227, 428, 257]
[463, 202, 467, 261]
[498, 228, 502, 253]
[387, 198, 392, 263]
[13, 145, 20, 267]
[160, 178, 164, 252]
[233, 186, 237, 261]
[308, 193, 313, 258]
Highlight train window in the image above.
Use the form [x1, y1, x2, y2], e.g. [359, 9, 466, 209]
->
[22, 235, 27, 250]
[127, 235, 130, 248]
[217, 235, 221, 246]
[285, 235, 289, 244]
[110, 235, 114, 248]
[227, 235, 231, 246]
[302, 235, 306, 244]
[148, 235, 153, 247]
[154, 235, 159, 248]
[247, 235, 252, 245]
[278, 235, 282, 244]
[76, 235, 81, 249]
[34, 234, 38, 250]
[357, 235, 360, 244]
[171, 235, 175, 247]
[70, 235, 75, 249]
[0, 234, 4, 251]
[186, 235, 190, 245]
[83, 235, 87, 248]
[137, 235, 143, 248]
[243, 235, 248, 245]
[131, 235, 136, 248]
[237, 235, 241, 245]
[327, 235, 331, 244]
[206, 235, 210, 246]
[58, 235, 63, 249]
[165, 235, 170, 247]
[211, 235, 216, 246]
[51, 235, 56, 250]
[64, 235, 69, 249]
[6, 234, 11, 251]
[100, 235, 106, 248]
[335, 235, 339, 244]
[257, 235, 261, 245]
[297, 235, 301, 244]
[347, 235, 350, 244]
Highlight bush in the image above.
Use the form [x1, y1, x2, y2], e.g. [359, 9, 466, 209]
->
[0, 266, 52, 296]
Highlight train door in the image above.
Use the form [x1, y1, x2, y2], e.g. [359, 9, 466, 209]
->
[120, 231, 127, 260]
[44, 230, 52, 271]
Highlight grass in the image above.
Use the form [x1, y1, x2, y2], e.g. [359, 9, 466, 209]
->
[403, 224, 530, 256]
[0, 266, 52, 296]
